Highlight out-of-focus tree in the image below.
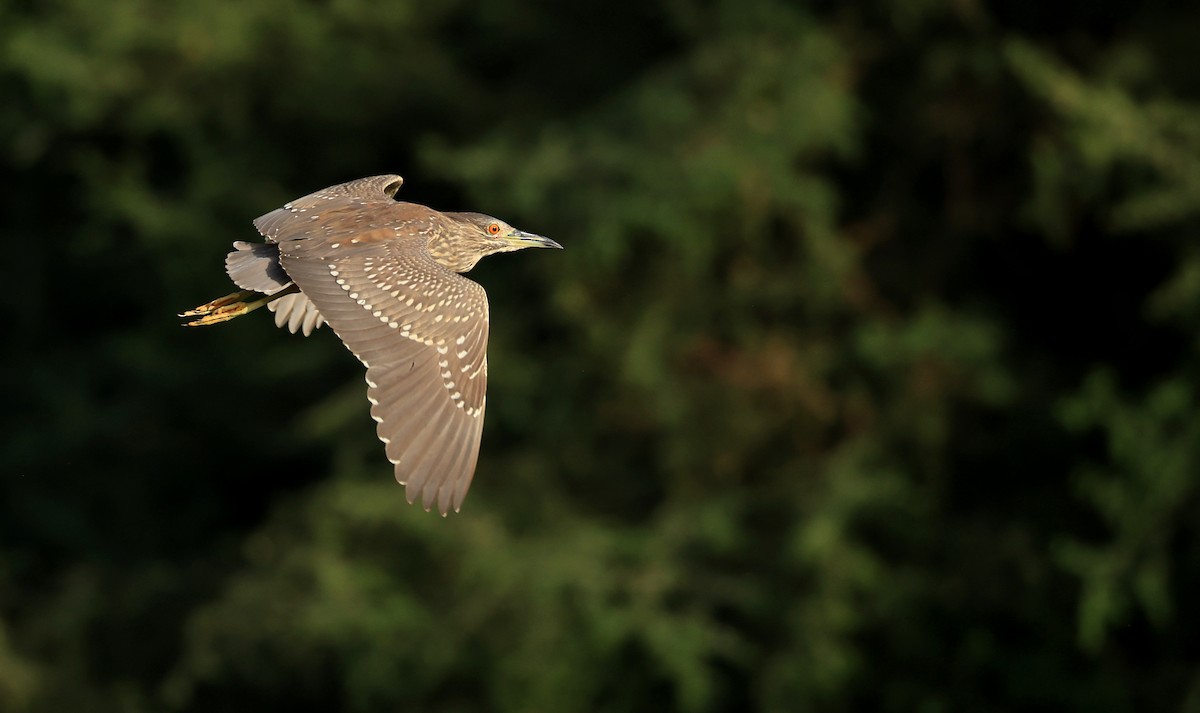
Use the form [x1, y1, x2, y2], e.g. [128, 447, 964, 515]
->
[2, 0, 1199, 711]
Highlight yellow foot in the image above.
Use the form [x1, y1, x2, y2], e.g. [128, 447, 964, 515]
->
[181, 302, 253, 327]
[181, 284, 298, 327]
[179, 290, 257, 318]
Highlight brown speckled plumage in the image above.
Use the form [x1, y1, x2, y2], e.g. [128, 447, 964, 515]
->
[183, 175, 561, 514]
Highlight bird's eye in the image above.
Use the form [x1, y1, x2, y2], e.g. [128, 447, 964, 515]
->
[487, 223, 502, 236]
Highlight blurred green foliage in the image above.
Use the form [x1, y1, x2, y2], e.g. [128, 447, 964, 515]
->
[2, 0, 1199, 711]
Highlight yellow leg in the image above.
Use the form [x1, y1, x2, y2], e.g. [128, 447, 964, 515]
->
[180, 285, 299, 327]
[179, 290, 258, 318]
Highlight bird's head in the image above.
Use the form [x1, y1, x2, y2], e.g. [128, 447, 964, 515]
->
[446, 212, 562, 258]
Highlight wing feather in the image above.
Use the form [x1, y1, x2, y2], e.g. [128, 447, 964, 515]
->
[277, 237, 490, 513]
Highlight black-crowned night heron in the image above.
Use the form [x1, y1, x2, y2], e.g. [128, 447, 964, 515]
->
[182, 175, 561, 514]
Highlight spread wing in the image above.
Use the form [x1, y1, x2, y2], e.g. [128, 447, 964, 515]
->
[253, 174, 405, 242]
[281, 245, 489, 514]
[260, 178, 489, 514]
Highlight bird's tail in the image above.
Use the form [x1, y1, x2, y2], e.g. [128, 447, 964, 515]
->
[180, 284, 298, 327]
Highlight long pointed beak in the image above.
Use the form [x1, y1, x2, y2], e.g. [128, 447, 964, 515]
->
[506, 229, 563, 250]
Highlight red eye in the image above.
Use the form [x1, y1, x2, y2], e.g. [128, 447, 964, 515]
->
[487, 223, 502, 235]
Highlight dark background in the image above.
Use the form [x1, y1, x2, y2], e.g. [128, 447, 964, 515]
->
[2, 0, 1199, 711]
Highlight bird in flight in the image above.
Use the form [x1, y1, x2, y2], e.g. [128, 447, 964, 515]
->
[181, 175, 561, 514]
